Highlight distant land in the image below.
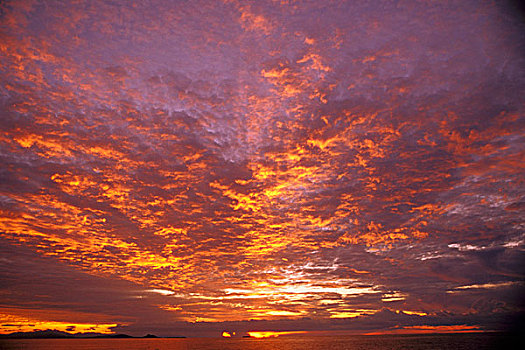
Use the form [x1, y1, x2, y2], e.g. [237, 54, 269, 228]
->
[0, 330, 186, 339]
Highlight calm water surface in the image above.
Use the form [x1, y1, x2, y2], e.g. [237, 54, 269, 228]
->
[0, 334, 519, 350]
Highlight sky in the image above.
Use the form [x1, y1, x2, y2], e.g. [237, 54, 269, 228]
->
[0, 0, 524, 338]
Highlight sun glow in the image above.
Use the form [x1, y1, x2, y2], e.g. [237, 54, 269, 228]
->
[0, 312, 116, 335]
[247, 331, 308, 338]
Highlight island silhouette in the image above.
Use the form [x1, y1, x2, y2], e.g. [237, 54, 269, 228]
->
[0, 330, 186, 339]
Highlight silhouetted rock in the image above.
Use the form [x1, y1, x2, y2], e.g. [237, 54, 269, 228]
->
[0, 330, 134, 339]
[143, 334, 158, 338]
[0, 330, 73, 339]
[93, 333, 133, 338]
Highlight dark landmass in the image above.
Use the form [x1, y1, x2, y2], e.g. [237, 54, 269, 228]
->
[0, 330, 171, 339]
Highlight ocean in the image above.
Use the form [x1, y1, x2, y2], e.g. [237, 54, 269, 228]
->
[0, 333, 520, 350]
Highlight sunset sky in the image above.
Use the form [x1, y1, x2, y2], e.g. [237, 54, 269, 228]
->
[0, 0, 524, 338]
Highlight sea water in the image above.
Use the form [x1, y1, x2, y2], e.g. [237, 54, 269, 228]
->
[0, 333, 520, 350]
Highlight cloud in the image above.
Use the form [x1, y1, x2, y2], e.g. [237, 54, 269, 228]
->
[0, 0, 523, 336]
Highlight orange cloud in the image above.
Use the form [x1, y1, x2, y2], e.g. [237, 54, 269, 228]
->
[0, 311, 118, 335]
[366, 325, 484, 335]
[247, 331, 308, 338]
[0, 0, 523, 336]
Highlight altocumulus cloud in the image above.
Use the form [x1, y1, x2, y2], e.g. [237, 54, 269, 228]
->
[0, 0, 524, 337]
